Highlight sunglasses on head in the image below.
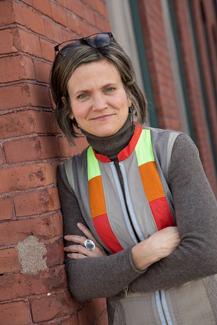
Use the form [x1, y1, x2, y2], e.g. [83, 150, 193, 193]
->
[54, 32, 115, 54]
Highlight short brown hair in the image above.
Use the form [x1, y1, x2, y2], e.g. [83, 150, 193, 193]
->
[50, 38, 147, 142]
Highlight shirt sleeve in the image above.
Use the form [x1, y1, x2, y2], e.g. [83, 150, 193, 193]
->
[129, 133, 217, 293]
[57, 165, 143, 302]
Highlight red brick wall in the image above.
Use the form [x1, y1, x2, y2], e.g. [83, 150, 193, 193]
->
[138, 0, 217, 195]
[0, 0, 109, 324]
[190, 0, 217, 170]
[173, 0, 217, 195]
[202, 0, 217, 91]
[138, 0, 183, 131]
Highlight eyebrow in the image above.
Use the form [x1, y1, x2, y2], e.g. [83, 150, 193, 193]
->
[74, 83, 117, 96]
[102, 83, 117, 89]
[74, 89, 90, 95]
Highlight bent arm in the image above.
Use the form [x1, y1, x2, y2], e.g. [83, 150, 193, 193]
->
[129, 134, 217, 292]
[57, 166, 143, 302]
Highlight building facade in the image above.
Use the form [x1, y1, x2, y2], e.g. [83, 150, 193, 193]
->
[0, 0, 216, 324]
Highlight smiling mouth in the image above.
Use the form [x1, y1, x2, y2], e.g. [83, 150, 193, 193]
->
[90, 113, 116, 120]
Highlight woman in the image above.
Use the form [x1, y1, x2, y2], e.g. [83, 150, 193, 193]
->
[51, 32, 217, 324]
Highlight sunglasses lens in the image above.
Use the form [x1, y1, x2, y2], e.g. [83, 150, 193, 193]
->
[55, 33, 113, 54]
[87, 33, 111, 48]
[59, 39, 82, 52]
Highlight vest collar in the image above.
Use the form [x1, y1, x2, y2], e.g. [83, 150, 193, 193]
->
[94, 124, 143, 162]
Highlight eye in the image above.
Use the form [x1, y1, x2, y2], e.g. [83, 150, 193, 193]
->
[76, 92, 89, 101]
[104, 86, 116, 94]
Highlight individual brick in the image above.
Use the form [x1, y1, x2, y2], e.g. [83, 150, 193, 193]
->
[0, 146, 5, 165]
[0, 162, 56, 194]
[0, 265, 66, 301]
[0, 111, 59, 139]
[0, 1, 14, 25]
[30, 290, 78, 322]
[14, 187, 60, 217]
[0, 213, 62, 246]
[13, 1, 46, 36]
[0, 55, 34, 83]
[0, 29, 19, 54]
[31, 0, 52, 17]
[46, 238, 64, 267]
[33, 59, 51, 83]
[50, 1, 68, 27]
[0, 248, 20, 273]
[4, 135, 86, 163]
[0, 197, 14, 220]
[0, 83, 50, 110]
[0, 301, 30, 325]
[4, 136, 62, 163]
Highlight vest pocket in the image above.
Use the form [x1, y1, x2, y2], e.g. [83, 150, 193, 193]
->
[107, 298, 126, 325]
[108, 293, 162, 325]
[165, 277, 217, 325]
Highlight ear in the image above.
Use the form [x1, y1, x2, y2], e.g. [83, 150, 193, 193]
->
[61, 96, 66, 104]
[61, 96, 74, 119]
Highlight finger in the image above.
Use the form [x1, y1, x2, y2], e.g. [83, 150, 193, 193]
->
[90, 247, 105, 257]
[64, 234, 87, 245]
[64, 244, 94, 257]
[65, 244, 105, 258]
[77, 223, 96, 243]
[67, 253, 87, 259]
[64, 244, 87, 254]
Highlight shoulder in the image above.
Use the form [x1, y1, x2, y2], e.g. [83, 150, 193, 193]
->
[145, 126, 183, 152]
[144, 126, 200, 178]
[145, 126, 197, 150]
[171, 133, 199, 162]
[169, 132, 203, 184]
[144, 125, 197, 156]
[144, 126, 182, 176]
[144, 125, 181, 136]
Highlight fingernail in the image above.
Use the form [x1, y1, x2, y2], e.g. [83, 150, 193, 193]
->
[77, 223, 82, 228]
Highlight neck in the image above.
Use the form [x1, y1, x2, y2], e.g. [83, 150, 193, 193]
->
[81, 114, 135, 158]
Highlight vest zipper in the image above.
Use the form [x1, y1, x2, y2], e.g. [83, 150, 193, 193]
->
[155, 291, 168, 325]
[112, 157, 140, 242]
[112, 158, 173, 325]
[159, 290, 173, 325]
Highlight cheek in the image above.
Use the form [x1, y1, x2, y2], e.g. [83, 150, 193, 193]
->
[112, 91, 129, 108]
[71, 102, 89, 120]
[119, 94, 131, 113]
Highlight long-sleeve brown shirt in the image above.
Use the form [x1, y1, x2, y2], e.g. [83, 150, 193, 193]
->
[57, 132, 217, 302]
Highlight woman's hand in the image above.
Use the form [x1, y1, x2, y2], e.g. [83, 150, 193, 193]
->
[64, 223, 105, 259]
[132, 226, 180, 271]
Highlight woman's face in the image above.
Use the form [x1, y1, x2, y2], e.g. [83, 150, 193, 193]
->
[67, 59, 131, 137]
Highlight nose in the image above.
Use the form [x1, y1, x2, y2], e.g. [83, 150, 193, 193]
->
[92, 93, 107, 111]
